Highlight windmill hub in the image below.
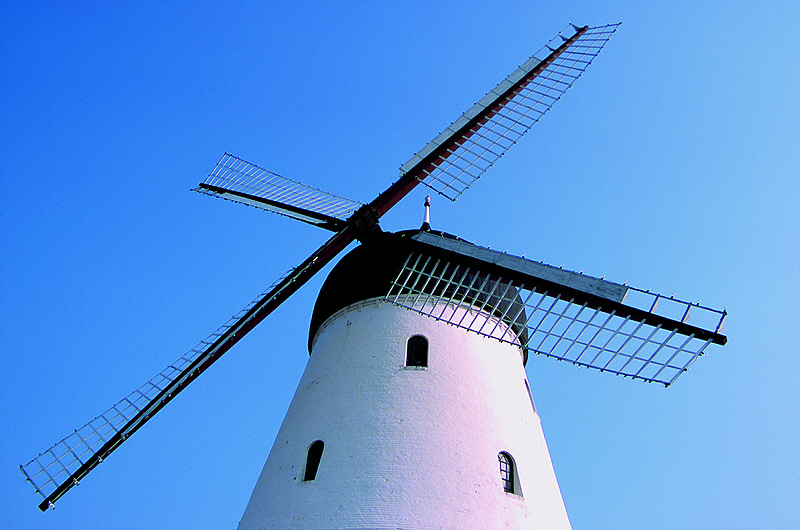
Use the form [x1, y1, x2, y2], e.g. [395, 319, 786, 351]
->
[348, 203, 383, 242]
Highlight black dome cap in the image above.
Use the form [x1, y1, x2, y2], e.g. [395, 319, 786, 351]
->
[308, 230, 529, 362]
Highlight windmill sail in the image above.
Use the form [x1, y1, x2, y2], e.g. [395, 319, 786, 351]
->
[384, 231, 726, 386]
[195, 153, 363, 230]
[20, 225, 360, 511]
[20, 268, 302, 510]
[400, 23, 621, 201]
[410, 230, 629, 303]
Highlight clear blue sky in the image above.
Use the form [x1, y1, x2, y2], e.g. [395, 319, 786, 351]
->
[2, 2, 798, 529]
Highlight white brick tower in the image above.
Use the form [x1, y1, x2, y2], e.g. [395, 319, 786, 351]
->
[238, 231, 571, 529]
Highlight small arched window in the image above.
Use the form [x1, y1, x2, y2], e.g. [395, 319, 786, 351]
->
[498, 451, 520, 495]
[303, 440, 324, 481]
[406, 335, 428, 368]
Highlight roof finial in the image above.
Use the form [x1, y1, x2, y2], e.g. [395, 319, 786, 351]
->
[421, 195, 431, 231]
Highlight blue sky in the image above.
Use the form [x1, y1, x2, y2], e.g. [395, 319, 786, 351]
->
[2, 2, 798, 529]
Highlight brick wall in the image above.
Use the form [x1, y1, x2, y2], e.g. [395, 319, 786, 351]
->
[239, 298, 570, 529]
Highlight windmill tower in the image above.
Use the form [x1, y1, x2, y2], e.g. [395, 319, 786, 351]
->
[238, 229, 570, 528]
[20, 23, 727, 528]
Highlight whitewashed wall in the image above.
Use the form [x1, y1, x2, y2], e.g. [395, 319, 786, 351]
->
[239, 298, 570, 529]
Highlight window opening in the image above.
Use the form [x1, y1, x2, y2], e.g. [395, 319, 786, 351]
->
[498, 452, 516, 494]
[406, 335, 428, 367]
[304, 440, 324, 481]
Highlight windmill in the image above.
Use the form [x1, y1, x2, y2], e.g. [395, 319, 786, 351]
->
[20, 22, 727, 527]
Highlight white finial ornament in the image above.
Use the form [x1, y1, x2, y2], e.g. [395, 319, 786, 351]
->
[422, 195, 431, 230]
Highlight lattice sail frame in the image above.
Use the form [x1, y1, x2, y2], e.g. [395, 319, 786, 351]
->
[401, 23, 620, 201]
[197, 153, 363, 222]
[384, 251, 726, 386]
[20, 266, 299, 508]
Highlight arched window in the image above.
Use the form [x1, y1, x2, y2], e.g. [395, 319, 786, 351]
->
[406, 335, 428, 367]
[303, 440, 324, 481]
[498, 451, 520, 495]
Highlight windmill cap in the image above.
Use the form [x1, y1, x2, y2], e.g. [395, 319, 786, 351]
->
[308, 229, 529, 362]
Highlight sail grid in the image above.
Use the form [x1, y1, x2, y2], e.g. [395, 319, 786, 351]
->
[199, 153, 363, 221]
[384, 251, 726, 386]
[401, 23, 621, 201]
[20, 266, 300, 509]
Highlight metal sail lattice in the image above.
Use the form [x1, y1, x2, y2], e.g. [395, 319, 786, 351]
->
[20, 266, 299, 507]
[400, 23, 620, 201]
[198, 153, 363, 220]
[384, 251, 726, 386]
